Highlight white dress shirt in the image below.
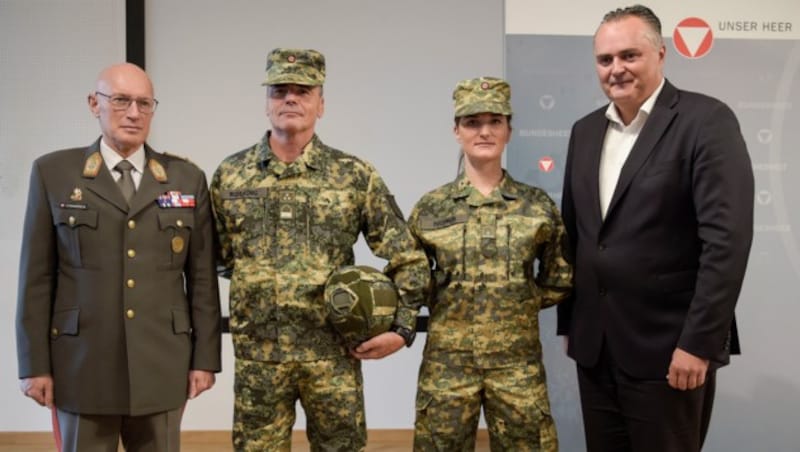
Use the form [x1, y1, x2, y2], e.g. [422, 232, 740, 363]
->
[598, 78, 665, 219]
[100, 139, 145, 189]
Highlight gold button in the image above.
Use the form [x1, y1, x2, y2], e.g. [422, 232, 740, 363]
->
[51, 328, 59, 336]
[126, 279, 135, 288]
[176, 219, 184, 227]
[127, 249, 136, 258]
[126, 309, 135, 319]
[128, 220, 136, 229]
[68, 216, 76, 226]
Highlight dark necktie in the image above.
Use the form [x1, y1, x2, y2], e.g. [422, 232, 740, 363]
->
[115, 160, 136, 204]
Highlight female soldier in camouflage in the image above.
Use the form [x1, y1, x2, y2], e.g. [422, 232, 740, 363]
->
[409, 77, 573, 451]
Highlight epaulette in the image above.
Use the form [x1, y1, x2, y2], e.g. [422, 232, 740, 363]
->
[163, 151, 199, 168]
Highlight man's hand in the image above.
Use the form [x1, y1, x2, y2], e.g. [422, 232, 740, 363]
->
[20, 375, 54, 408]
[667, 348, 709, 390]
[350, 332, 405, 360]
[188, 370, 215, 399]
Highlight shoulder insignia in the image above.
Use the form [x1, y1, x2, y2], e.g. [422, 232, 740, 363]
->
[148, 159, 168, 182]
[82, 152, 102, 178]
[163, 151, 199, 167]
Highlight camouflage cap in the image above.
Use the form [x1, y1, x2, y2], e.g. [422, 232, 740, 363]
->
[453, 76, 512, 117]
[262, 48, 326, 86]
[324, 265, 398, 349]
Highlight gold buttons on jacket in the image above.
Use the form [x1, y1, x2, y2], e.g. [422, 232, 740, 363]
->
[127, 249, 136, 258]
[126, 279, 135, 288]
[126, 309, 135, 319]
[68, 216, 76, 226]
[128, 220, 136, 229]
[176, 219, 184, 227]
[51, 328, 59, 337]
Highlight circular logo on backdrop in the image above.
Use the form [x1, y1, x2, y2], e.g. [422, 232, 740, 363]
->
[539, 95, 555, 110]
[673, 17, 714, 59]
[539, 156, 555, 173]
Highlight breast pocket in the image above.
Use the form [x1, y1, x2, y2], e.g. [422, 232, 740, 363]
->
[311, 189, 361, 251]
[157, 211, 194, 269]
[53, 208, 98, 268]
[417, 214, 468, 295]
[222, 197, 266, 258]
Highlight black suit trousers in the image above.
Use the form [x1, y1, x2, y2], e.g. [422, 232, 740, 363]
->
[576, 343, 716, 452]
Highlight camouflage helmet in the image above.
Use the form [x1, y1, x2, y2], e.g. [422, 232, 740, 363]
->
[453, 76, 512, 117]
[324, 265, 398, 349]
[262, 48, 326, 86]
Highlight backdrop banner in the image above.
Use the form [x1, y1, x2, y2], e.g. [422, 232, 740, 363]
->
[505, 1, 799, 450]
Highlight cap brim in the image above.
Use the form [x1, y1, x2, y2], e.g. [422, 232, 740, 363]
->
[455, 101, 512, 117]
[262, 75, 324, 86]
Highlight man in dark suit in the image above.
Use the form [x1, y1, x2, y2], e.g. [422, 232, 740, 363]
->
[16, 63, 222, 452]
[557, 5, 754, 451]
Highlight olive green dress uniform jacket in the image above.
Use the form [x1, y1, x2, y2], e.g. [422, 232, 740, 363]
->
[16, 138, 222, 416]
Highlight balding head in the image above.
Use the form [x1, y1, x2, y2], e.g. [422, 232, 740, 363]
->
[88, 63, 156, 157]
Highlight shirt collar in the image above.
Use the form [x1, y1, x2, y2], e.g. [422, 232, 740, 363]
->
[258, 131, 322, 171]
[450, 171, 519, 202]
[605, 77, 665, 126]
[100, 139, 146, 174]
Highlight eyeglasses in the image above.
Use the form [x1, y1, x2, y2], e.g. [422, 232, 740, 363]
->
[95, 91, 159, 114]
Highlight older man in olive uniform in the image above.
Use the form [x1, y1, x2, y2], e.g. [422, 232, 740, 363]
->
[16, 63, 222, 452]
[408, 77, 573, 451]
[211, 48, 429, 451]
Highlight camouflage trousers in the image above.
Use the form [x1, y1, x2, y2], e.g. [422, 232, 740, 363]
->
[413, 359, 557, 452]
[233, 357, 366, 452]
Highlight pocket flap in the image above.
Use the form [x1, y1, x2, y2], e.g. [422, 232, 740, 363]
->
[158, 211, 194, 230]
[53, 209, 98, 229]
[415, 390, 434, 412]
[50, 308, 79, 338]
[172, 308, 192, 334]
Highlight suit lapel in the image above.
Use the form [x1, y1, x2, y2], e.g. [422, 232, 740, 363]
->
[81, 139, 130, 213]
[128, 146, 170, 217]
[585, 112, 609, 225]
[605, 81, 679, 220]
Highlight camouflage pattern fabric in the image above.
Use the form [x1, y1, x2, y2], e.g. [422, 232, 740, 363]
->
[413, 360, 557, 452]
[452, 76, 513, 118]
[233, 357, 366, 452]
[211, 131, 428, 363]
[212, 131, 428, 450]
[408, 172, 572, 450]
[409, 172, 572, 368]
[262, 48, 326, 86]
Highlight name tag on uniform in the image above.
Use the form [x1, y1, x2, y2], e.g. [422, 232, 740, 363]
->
[221, 188, 268, 199]
[158, 191, 196, 208]
[418, 213, 469, 230]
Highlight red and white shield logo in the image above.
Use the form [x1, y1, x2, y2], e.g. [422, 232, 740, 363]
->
[539, 156, 555, 173]
[673, 17, 713, 59]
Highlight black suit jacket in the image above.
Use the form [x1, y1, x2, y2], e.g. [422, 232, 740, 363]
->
[557, 80, 754, 379]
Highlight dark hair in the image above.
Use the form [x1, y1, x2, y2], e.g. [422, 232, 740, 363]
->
[601, 4, 663, 48]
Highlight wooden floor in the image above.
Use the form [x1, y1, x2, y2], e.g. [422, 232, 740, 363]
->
[0, 430, 491, 451]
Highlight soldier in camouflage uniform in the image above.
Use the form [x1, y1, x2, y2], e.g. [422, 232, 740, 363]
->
[210, 48, 429, 452]
[409, 77, 573, 452]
